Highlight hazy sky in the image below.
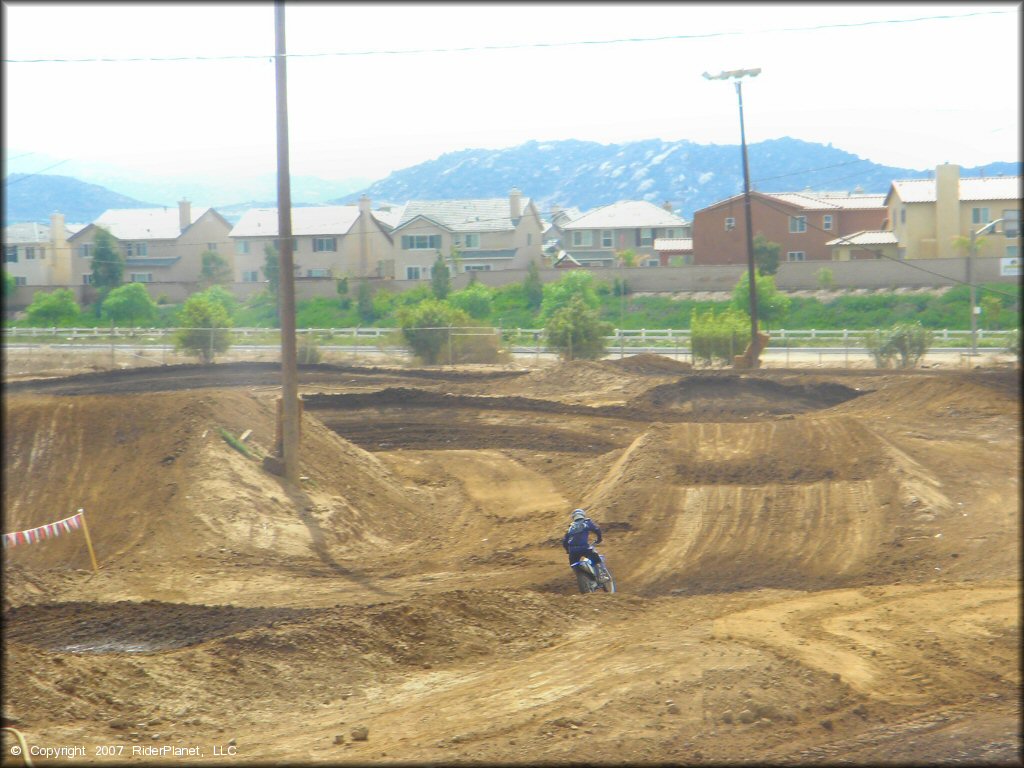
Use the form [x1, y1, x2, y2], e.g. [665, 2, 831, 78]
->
[3, 2, 1021, 184]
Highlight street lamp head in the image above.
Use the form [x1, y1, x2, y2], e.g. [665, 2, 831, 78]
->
[703, 67, 761, 81]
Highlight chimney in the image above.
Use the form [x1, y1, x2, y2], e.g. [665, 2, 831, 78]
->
[358, 194, 371, 214]
[935, 164, 960, 259]
[662, 200, 673, 212]
[509, 187, 522, 220]
[50, 211, 67, 245]
[178, 199, 191, 231]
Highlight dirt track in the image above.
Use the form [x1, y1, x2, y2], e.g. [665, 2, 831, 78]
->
[2, 356, 1020, 765]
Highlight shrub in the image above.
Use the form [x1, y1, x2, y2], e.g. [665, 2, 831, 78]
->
[26, 288, 81, 326]
[101, 282, 159, 327]
[449, 282, 493, 320]
[816, 267, 835, 290]
[690, 307, 749, 366]
[397, 298, 472, 365]
[864, 322, 933, 368]
[174, 294, 233, 363]
[545, 295, 611, 360]
[296, 333, 322, 364]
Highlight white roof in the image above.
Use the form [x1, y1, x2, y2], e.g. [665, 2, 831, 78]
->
[92, 207, 211, 240]
[396, 198, 532, 233]
[890, 176, 1022, 203]
[4, 222, 51, 243]
[654, 237, 693, 251]
[563, 200, 688, 230]
[826, 230, 898, 246]
[230, 206, 364, 237]
[765, 192, 887, 210]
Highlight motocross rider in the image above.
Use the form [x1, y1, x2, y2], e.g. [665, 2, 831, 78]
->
[562, 508, 609, 581]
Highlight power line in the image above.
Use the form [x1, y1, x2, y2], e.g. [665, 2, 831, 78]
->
[2, 9, 1013, 64]
[4, 160, 71, 186]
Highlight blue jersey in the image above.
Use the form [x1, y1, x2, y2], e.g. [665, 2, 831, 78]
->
[563, 518, 602, 551]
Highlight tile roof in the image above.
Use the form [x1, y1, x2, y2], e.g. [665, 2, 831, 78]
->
[230, 206, 364, 237]
[765, 192, 887, 210]
[396, 198, 532, 233]
[4, 222, 51, 243]
[654, 237, 693, 251]
[563, 200, 688, 229]
[92, 207, 211, 240]
[826, 230, 898, 246]
[889, 176, 1022, 203]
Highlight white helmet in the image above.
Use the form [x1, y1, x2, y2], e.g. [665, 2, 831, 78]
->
[571, 509, 586, 521]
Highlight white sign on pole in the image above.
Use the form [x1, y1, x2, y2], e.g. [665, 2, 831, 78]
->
[1000, 257, 1021, 276]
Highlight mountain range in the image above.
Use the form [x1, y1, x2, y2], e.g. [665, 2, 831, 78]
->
[4, 137, 1020, 226]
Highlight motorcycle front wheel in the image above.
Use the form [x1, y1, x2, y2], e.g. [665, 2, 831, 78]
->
[600, 573, 616, 593]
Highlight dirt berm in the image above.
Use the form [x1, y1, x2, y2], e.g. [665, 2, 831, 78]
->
[2, 357, 1019, 764]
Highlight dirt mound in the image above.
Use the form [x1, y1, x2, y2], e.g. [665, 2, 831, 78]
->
[633, 374, 863, 418]
[606, 353, 693, 374]
[2, 389, 421, 572]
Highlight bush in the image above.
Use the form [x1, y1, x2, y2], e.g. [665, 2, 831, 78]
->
[449, 282, 493, 320]
[296, 333, 322, 364]
[174, 294, 233, 363]
[545, 295, 612, 360]
[26, 288, 81, 326]
[690, 307, 749, 366]
[397, 298, 472, 365]
[101, 283, 159, 327]
[864, 322, 933, 368]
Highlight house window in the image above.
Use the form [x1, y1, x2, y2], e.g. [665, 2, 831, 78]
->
[207, 242, 218, 252]
[14, 276, 27, 286]
[25, 247, 36, 260]
[789, 216, 807, 233]
[462, 233, 480, 249]
[401, 234, 442, 250]
[571, 231, 593, 247]
[900, 208, 906, 224]
[406, 266, 422, 280]
[787, 251, 806, 261]
[971, 207, 990, 225]
[725, 217, 735, 231]
[823, 215, 834, 231]
[312, 237, 337, 252]
[83, 274, 93, 284]
[464, 264, 491, 272]
[640, 228, 653, 246]
[644, 259, 660, 267]
[601, 230, 613, 247]
[137, 243, 148, 257]
[79, 244, 93, 258]
[5, 246, 18, 263]
[235, 240, 250, 254]
[125, 242, 148, 257]
[306, 268, 331, 277]
[1007, 246, 1019, 259]
[1002, 210, 1020, 238]
[129, 272, 153, 282]
[242, 270, 260, 282]
[663, 228, 680, 238]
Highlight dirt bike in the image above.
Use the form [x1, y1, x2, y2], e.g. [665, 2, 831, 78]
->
[571, 552, 616, 594]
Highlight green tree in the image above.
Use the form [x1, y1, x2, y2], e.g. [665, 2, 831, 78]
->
[690, 307, 749, 366]
[397, 298, 470, 364]
[616, 249, 637, 267]
[864, 322, 933, 369]
[540, 270, 600, 322]
[199, 249, 232, 287]
[196, 284, 239, 317]
[3, 271, 15, 300]
[91, 227, 124, 291]
[262, 244, 281, 325]
[25, 288, 81, 326]
[753, 234, 781, 276]
[357, 280, 376, 323]
[101, 283, 159, 327]
[980, 294, 1002, 329]
[952, 234, 988, 257]
[174, 293, 233, 363]
[545, 294, 611, 361]
[523, 260, 544, 310]
[431, 253, 451, 300]
[816, 267, 835, 290]
[731, 272, 791, 330]
[449, 282, 493, 319]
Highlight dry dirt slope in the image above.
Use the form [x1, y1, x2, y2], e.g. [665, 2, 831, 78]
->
[2, 361, 1020, 765]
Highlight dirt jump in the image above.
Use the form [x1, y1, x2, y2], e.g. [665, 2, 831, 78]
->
[2, 354, 1020, 765]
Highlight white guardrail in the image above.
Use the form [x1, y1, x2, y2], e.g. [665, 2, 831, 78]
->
[2, 326, 1018, 346]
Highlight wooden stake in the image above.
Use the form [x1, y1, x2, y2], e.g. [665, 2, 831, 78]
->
[77, 508, 100, 572]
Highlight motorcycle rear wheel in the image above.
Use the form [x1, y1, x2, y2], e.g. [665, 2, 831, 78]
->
[576, 570, 597, 594]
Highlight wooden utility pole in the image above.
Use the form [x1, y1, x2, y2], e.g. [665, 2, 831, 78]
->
[275, 1, 300, 484]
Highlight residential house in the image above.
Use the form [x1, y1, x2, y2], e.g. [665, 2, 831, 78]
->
[652, 237, 694, 266]
[826, 230, 900, 261]
[229, 197, 394, 282]
[3, 212, 83, 287]
[67, 200, 233, 287]
[692, 190, 887, 265]
[885, 164, 1022, 260]
[559, 200, 690, 267]
[389, 189, 544, 280]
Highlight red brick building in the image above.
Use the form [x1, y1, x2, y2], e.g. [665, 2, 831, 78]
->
[692, 190, 887, 265]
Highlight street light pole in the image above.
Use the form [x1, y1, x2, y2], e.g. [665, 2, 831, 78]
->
[967, 218, 1002, 357]
[705, 68, 761, 348]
